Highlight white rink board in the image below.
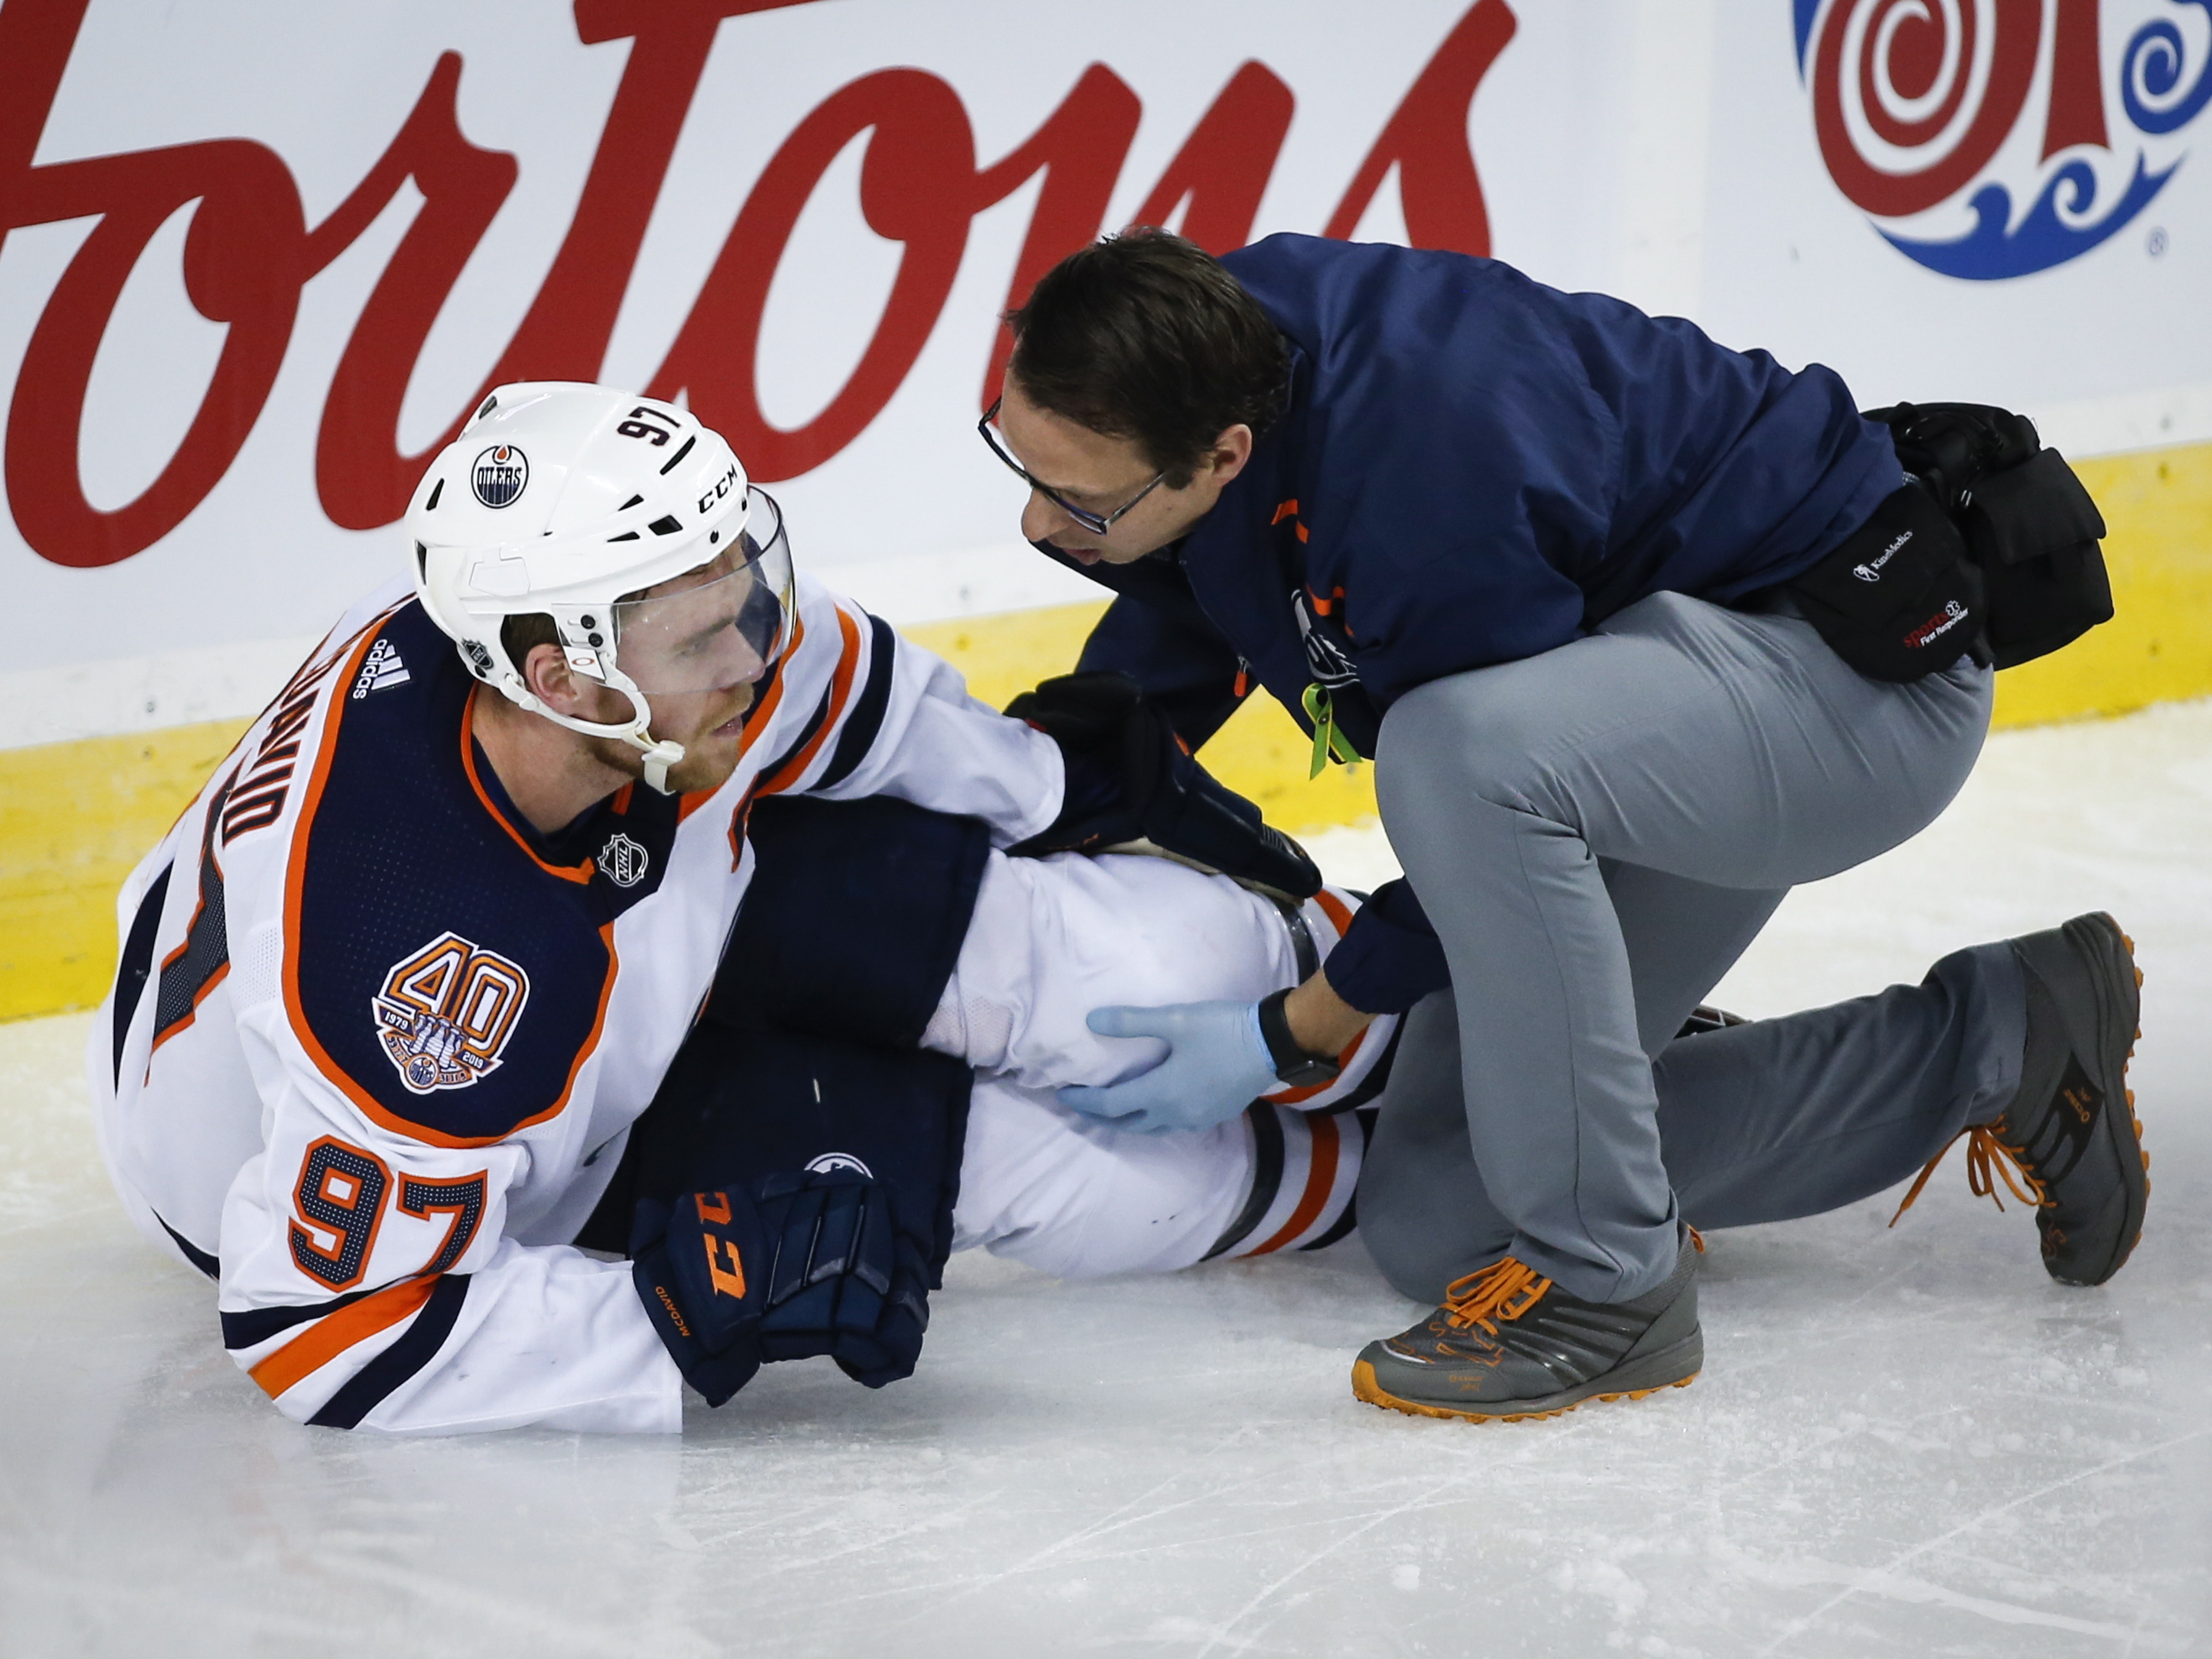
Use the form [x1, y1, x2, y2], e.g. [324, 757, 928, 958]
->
[4, 703, 2210, 1657]
[6, 0, 2212, 687]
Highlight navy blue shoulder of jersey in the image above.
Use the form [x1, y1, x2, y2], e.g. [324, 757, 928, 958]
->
[291, 603, 685, 1144]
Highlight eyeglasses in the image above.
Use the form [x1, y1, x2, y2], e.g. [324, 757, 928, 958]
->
[977, 397, 1170, 537]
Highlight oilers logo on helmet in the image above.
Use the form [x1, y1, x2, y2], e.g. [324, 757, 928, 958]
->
[596, 832, 649, 888]
[372, 932, 531, 1093]
[471, 445, 529, 508]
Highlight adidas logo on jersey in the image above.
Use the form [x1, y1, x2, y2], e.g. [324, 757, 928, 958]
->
[350, 638, 411, 701]
[371, 931, 530, 1093]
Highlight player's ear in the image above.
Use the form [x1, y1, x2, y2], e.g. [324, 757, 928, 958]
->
[520, 641, 582, 712]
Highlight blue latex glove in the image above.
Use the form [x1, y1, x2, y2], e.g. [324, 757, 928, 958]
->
[1056, 1000, 1277, 1133]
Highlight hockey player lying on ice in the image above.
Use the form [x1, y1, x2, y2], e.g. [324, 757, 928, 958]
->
[90, 383, 1395, 1434]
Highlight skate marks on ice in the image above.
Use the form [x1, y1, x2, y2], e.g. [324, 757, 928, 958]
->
[6, 701, 2212, 1656]
[5, 1073, 2204, 1655]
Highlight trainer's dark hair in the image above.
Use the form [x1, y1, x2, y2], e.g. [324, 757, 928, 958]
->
[1005, 227, 1287, 488]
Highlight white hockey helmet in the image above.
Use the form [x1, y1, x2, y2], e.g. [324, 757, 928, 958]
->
[406, 382, 795, 792]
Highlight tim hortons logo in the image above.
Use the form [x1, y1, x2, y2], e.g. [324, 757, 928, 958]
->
[1801, 0, 2212, 279]
[0, 0, 1516, 571]
[372, 931, 530, 1094]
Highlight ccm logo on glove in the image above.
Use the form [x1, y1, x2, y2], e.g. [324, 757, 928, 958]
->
[693, 1192, 749, 1299]
[631, 1170, 932, 1407]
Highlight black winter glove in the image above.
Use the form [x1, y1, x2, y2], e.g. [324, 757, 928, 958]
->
[632, 1170, 931, 1406]
[1006, 671, 1321, 901]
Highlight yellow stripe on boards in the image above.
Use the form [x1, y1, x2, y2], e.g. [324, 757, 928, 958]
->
[0, 719, 249, 1021]
[4, 436, 2207, 1023]
[1987, 443, 2212, 725]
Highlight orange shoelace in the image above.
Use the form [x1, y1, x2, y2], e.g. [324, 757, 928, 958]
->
[1439, 1257, 1552, 1333]
[1441, 1230, 1701, 1331]
[1888, 1123, 2049, 1227]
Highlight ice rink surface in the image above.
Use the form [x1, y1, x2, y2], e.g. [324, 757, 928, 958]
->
[5, 702, 2210, 1659]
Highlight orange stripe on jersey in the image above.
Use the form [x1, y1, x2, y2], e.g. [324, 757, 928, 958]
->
[1271, 498, 1300, 525]
[1312, 889, 1355, 939]
[281, 599, 409, 708]
[735, 606, 807, 760]
[557, 921, 623, 1122]
[281, 637, 618, 1150]
[756, 606, 863, 799]
[153, 614, 405, 1057]
[1259, 890, 1370, 1106]
[146, 963, 229, 1063]
[459, 692, 594, 885]
[147, 768, 242, 1065]
[1266, 1022, 1373, 1107]
[146, 962, 230, 1064]
[1245, 1110, 1342, 1257]
[248, 1274, 439, 1401]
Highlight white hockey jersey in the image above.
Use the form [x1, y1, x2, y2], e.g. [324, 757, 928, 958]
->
[90, 574, 1060, 1435]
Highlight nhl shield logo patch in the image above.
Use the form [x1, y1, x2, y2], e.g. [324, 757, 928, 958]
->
[471, 445, 529, 509]
[371, 932, 530, 1094]
[596, 832, 649, 888]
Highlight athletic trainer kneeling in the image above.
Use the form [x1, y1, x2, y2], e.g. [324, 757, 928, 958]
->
[977, 228, 2148, 1423]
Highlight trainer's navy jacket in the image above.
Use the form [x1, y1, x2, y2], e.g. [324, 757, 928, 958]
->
[1048, 234, 1905, 1011]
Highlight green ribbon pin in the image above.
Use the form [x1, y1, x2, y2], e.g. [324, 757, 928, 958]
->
[1301, 683, 1361, 779]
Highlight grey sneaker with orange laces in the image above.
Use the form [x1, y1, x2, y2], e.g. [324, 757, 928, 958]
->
[1352, 1225, 1703, 1423]
[1890, 911, 2147, 1285]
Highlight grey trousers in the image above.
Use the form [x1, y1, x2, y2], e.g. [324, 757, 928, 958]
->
[1358, 591, 2022, 1306]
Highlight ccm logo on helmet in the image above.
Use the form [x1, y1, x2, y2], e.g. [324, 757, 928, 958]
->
[472, 445, 529, 509]
[699, 465, 738, 515]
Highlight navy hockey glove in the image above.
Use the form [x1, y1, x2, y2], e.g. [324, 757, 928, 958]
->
[1057, 1001, 1280, 1133]
[632, 1171, 932, 1405]
[632, 1187, 770, 1407]
[1006, 672, 1321, 902]
[750, 1169, 931, 1388]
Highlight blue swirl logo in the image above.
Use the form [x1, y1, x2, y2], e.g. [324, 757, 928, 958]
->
[1797, 0, 2212, 279]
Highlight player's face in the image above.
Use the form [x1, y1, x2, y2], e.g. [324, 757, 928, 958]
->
[994, 380, 1246, 565]
[601, 545, 786, 792]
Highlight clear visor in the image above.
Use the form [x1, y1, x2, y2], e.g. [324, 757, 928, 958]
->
[609, 487, 795, 695]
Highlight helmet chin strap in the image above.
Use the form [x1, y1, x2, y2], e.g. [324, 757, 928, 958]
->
[632, 731, 686, 795]
[502, 666, 688, 796]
